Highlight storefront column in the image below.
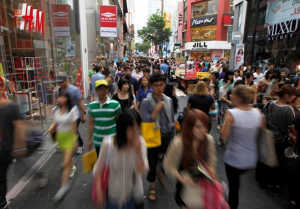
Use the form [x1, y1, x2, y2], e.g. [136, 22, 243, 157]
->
[79, 0, 89, 98]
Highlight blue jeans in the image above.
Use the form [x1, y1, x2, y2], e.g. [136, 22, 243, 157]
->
[105, 197, 135, 209]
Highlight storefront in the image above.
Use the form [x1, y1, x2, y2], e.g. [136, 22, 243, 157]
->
[244, 0, 300, 71]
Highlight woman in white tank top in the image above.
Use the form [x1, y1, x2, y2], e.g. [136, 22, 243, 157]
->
[220, 85, 263, 209]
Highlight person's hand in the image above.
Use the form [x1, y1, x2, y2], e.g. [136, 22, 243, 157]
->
[227, 80, 232, 85]
[130, 105, 135, 109]
[182, 176, 198, 188]
[132, 133, 141, 153]
[81, 115, 86, 123]
[88, 140, 93, 150]
[228, 101, 232, 106]
[156, 101, 165, 111]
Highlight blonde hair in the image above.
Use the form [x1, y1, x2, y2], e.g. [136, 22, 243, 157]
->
[233, 85, 255, 104]
[194, 81, 208, 96]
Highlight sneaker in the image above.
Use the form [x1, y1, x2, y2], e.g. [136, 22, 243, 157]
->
[76, 146, 83, 155]
[69, 165, 76, 179]
[53, 181, 71, 201]
[216, 124, 221, 130]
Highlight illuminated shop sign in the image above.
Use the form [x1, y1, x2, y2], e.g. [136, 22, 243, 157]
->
[266, 19, 298, 40]
[191, 14, 217, 27]
[17, 3, 45, 36]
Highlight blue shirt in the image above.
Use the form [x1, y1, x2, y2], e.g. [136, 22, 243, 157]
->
[91, 73, 105, 96]
[129, 76, 138, 93]
[160, 63, 169, 74]
[201, 67, 208, 72]
[136, 87, 153, 102]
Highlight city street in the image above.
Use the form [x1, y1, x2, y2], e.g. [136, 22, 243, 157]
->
[6, 95, 294, 209]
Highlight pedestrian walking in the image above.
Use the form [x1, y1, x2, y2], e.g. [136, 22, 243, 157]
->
[112, 79, 134, 112]
[91, 66, 105, 101]
[220, 85, 263, 209]
[87, 80, 121, 156]
[57, 73, 86, 155]
[88, 63, 96, 102]
[136, 76, 153, 112]
[140, 73, 175, 202]
[51, 93, 79, 201]
[102, 67, 115, 97]
[93, 109, 148, 208]
[163, 109, 217, 208]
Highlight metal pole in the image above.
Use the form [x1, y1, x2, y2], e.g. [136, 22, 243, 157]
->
[161, 0, 164, 16]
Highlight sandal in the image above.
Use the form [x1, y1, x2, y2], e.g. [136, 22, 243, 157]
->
[148, 186, 156, 202]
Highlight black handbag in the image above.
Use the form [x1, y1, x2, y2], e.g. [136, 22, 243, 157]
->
[285, 147, 300, 173]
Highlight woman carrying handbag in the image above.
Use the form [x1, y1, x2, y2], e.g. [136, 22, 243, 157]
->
[93, 109, 148, 209]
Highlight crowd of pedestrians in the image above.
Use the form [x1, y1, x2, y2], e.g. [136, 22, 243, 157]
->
[1, 56, 300, 209]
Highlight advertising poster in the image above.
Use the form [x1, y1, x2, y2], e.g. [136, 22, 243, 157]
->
[235, 44, 244, 69]
[191, 25, 217, 41]
[100, 5, 117, 37]
[67, 44, 76, 56]
[265, 0, 300, 26]
[51, 5, 70, 37]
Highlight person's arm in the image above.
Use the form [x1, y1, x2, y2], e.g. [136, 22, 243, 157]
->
[134, 137, 149, 174]
[151, 101, 164, 120]
[130, 94, 135, 109]
[220, 111, 234, 140]
[211, 100, 216, 110]
[186, 103, 191, 111]
[11, 119, 27, 158]
[221, 92, 231, 105]
[78, 98, 86, 122]
[87, 116, 94, 150]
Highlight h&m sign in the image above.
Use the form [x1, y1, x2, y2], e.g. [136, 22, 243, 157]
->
[192, 42, 208, 48]
[17, 3, 45, 36]
[266, 19, 298, 40]
[191, 14, 217, 27]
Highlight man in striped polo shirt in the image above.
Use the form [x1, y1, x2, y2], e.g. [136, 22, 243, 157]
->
[87, 80, 121, 156]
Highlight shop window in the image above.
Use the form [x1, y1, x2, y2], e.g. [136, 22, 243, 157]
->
[192, 0, 218, 18]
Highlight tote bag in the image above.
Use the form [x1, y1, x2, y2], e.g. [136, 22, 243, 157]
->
[82, 149, 97, 173]
[141, 122, 161, 148]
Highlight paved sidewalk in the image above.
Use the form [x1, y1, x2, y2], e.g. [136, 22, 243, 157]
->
[8, 97, 295, 209]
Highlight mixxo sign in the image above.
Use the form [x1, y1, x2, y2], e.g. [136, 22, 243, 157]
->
[266, 19, 298, 40]
[17, 3, 45, 36]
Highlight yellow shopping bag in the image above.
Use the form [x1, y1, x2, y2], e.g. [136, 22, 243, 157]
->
[82, 149, 97, 173]
[141, 122, 161, 148]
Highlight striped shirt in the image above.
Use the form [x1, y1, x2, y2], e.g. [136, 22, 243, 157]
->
[88, 97, 121, 147]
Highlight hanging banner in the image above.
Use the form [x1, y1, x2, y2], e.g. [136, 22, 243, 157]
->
[265, 0, 300, 26]
[235, 44, 244, 69]
[51, 5, 70, 37]
[178, 2, 184, 41]
[100, 5, 117, 37]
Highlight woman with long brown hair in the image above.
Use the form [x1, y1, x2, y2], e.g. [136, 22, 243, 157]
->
[163, 109, 216, 208]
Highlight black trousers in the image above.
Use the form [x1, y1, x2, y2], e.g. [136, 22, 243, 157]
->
[225, 163, 247, 209]
[77, 119, 83, 147]
[0, 150, 11, 208]
[147, 134, 173, 183]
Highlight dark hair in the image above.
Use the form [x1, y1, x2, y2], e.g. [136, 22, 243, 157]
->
[245, 72, 254, 85]
[58, 92, 72, 112]
[102, 67, 110, 76]
[164, 83, 178, 113]
[234, 80, 245, 86]
[222, 66, 229, 73]
[135, 66, 140, 71]
[153, 65, 160, 70]
[125, 67, 132, 71]
[150, 73, 166, 85]
[265, 70, 273, 80]
[277, 84, 297, 97]
[224, 70, 234, 83]
[211, 71, 219, 79]
[118, 78, 130, 90]
[115, 109, 141, 148]
[142, 67, 150, 73]
[94, 66, 101, 73]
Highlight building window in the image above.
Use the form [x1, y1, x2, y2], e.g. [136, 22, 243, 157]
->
[229, 0, 234, 13]
[192, 0, 218, 18]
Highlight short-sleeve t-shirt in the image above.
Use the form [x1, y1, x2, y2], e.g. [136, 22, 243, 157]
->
[88, 98, 122, 147]
[136, 88, 153, 102]
[112, 93, 134, 112]
[88, 68, 95, 77]
[53, 106, 79, 132]
[264, 101, 295, 143]
[0, 102, 22, 150]
[188, 94, 214, 115]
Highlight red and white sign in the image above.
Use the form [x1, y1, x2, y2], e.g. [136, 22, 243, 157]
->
[100, 5, 117, 37]
[51, 5, 70, 37]
[17, 3, 44, 36]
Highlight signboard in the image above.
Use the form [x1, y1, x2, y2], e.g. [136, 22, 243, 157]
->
[51, 5, 70, 37]
[223, 13, 234, 26]
[266, 19, 298, 40]
[265, 0, 300, 26]
[235, 44, 244, 69]
[17, 3, 44, 36]
[178, 2, 184, 41]
[191, 25, 217, 41]
[191, 14, 217, 27]
[100, 5, 117, 37]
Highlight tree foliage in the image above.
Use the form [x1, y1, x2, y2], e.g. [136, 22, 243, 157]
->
[137, 42, 151, 52]
[137, 11, 172, 46]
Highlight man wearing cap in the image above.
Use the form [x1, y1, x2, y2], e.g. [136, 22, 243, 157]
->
[91, 66, 105, 101]
[88, 64, 96, 102]
[87, 80, 121, 156]
[57, 73, 86, 154]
